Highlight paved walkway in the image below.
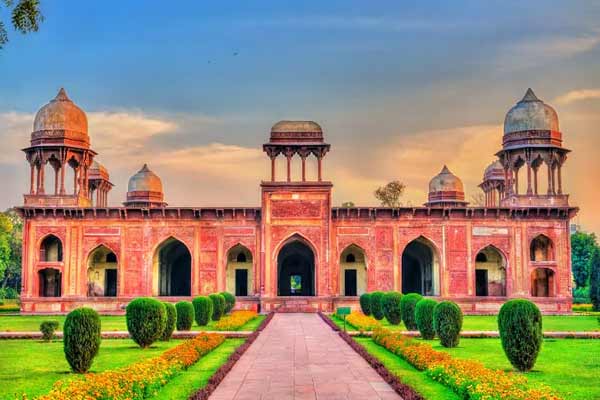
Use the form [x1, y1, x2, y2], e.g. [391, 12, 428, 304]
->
[209, 313, 401, 400]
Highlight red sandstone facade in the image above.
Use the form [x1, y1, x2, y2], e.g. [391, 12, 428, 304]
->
[18, 89, 577, 314]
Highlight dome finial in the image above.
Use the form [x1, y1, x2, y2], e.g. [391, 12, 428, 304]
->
[441, 165, 450, 174]
[140, 163, 150, 172]
[521, 88, 538, 102]
[54, 87, 70, 102]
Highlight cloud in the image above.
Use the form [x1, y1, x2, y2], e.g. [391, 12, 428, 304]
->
[555, 88, 600, 105]
[0, 112, 34, 164]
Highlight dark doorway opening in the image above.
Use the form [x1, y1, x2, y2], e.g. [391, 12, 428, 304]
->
[475, 269, 488, 296]
[277, 240, 315, 296]
[39, 268, 61, 297]
[235, 269, 248, 296]
[344, 269, 357, 296]
[402, 239, 436, 295]
[104, 269, 117, 297]
[158, 239, 191, 296]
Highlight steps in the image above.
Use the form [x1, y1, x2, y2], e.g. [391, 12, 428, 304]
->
[275, 298, 318, 313]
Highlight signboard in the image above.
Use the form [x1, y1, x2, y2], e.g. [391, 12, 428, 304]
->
[336, 307, 351, 316]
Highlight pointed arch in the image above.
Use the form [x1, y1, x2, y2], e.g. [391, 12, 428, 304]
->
[401, 235, 440, 296]
[226, 243, 253, 296]
[38, 268, 61, 297]
[276, 233, 316, 296]
[530, 234, 554, 261]
[86, 244, 119, 297]
[339, 244, 367, 296]
[531, 267, 555, 297]
[474, 245, 506, 297]
[39, 234, 63, 262]
[152, 236, 192, 296]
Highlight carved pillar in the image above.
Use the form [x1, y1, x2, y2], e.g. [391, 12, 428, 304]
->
[38, 163, 45, 194]
[54, 167, 59, 195]
[557, 164, 563, 195]
[551, 165, 556, 195]
[317, 156, 323, 182]
[526, 163, 532, 195]
[29, 163, 35, 194]
[270, 156, 276, 181]
[546, 162, 553, 195]
[73, 166, 78, 195]
[513, 167, 519, 195]
[533, 166, 538, 195]
[285, 150, 292, 182]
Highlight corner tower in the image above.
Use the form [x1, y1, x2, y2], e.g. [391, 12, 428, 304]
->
[260, 121, 333, 310]
[496, 88, 570, 207]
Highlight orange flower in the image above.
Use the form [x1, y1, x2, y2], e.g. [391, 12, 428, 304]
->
[213, 311, 257, 331]
[345, 311, 381, 331]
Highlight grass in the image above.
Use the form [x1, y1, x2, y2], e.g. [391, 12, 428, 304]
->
[150, 338, 244, 399]
[0, 313, 265, 332]
[0, 338, 182, 400]
[355, 337, 460, 400]
[331, 313, 599, 332]
[0, 299, 20, 313]
[434, 338, 600, 400]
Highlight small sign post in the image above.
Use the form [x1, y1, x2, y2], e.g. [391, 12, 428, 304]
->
[336, 307, 351, 332]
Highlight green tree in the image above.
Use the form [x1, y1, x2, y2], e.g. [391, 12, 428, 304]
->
[341, 201, 355, 208]
[0, 0, 44, 49]
[0, 213, 13, 287]
[590, 247, 600, 311]
[374, 181, 405, 207]
[1, 209, 22, 291]
[571, 232, 598, 289]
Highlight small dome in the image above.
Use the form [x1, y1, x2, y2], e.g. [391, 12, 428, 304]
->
[271, 120, 322, 133]
[31, 88, 89, 147]
[127, 164, 163, 193]
[483, 160, 504, 181]
[504, 88, 559, 135]
[89, 161, 109, 181]
[269, 120, 324, 144]
[429, 165, 464, 193]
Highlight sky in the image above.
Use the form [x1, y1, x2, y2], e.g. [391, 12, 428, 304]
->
[0, 1, 599, 235]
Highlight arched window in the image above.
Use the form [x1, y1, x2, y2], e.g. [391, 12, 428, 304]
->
[474, 246, 506, 297]
[530, 235, 553, 261]
[340, 245, 366, 296]
[531, 268, 555, 297]
[475, 253, 487, 262]
[345, 253, 356, 263]
[87, 246, 118, 297]
[236, 252, 247, 263]
[40, 235, 63, 262]
[39, 268, 61, 297]
[106, 252, 117, 263]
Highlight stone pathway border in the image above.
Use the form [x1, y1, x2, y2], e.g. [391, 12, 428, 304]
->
[345, 330, 600, 339]
[0, 330, 254, 340]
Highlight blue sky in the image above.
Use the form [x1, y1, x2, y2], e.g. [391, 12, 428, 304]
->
[1, 1, 599, 233]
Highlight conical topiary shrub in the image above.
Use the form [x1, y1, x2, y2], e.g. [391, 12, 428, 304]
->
[160, 302, 177, 341]
[175, 301, 194, 331]
[359, 293, 372, 316]
[433, 301, 463, 348]
[370, 291, 385, 320]
[63, 307, 101, 373]
[400, 293, 423, 330]
[382, 291, 402, 325]
[209, 293, 226, 321]
[192, 296, 213, 326]
[415, 298, 437, 340]
[126, 297, 166, 348]
[498, 299, 543, 371]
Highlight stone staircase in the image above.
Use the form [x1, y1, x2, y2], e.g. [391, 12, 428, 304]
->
[275, 298, 318, 313]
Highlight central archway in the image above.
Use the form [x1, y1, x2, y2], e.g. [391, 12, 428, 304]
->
[401, 236, 440, 296]
[277, 239, 315, 296]
[153, 238, 191, 296]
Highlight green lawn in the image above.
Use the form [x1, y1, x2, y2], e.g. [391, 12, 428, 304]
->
[0, 338, 182, 400]
[355, 338, 460, 400]
[332, 314, 599, 332]
[150, 338, 244, 399]
[434, 338, 600, 400]
[0, 314, 265, 332]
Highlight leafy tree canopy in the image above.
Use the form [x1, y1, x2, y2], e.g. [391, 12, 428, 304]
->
[571, 232, 598, 289]
[374, 180, 405, 207]
[0, 0, 43, 49]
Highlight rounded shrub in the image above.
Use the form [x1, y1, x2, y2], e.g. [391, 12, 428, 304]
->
[175, 301, 194, 331]
[63, 307, 101, 373]
[433, 301, 463, 348]
[221, 292, 236, 314]
[415, 299, 437, 340]
[209, 293, 226, 321]
[370, 291, 385, 320]
[160, 302, 177, 341]
[192, 296, 213, 326]
[359, 293, 372, 316]
[400, 293, 423, 330]
[382, 292, 402, 325]
[40, 320, 59, 341]
[126, 297, 166, 348]
[498, 299, 543, 371]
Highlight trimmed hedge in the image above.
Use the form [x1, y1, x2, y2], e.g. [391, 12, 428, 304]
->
[126, 297, 166, 348]
[63, 307, 101, 373]
[433, 301, 463, 348]
[40, 320, 59, 341]
[359, 293, 372, 316]
[400, 293, 423, 330]
[415, 298, 437, 340]
[209, 293, 226, 321]
[221, 292, 236, 314]
[370, 291, 385, 320]
[498, 299, 543, 371]
[192, 296, 213, 326]
[382, 292, 403, 325]
[175, 301, 194, 331]
[161, 302, 177, 341]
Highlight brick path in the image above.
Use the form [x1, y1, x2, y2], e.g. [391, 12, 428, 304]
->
[209, 313, 401, 400]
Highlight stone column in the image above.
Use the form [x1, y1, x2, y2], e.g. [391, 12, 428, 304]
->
[547, 162, 553, 195]
[29, 163, 35, 194]
[38, 163, 45, 194]
[54, 167, 59, 195]
[317, 156, 323, 182]
[557, 164, 563, 194]
[73, 166, 79, 195]
[513, 167, 519, 195]
[270, 156, 276, 181]
[551, 165, 556, 195]
[286, 154, 292, 182]
[533, 166, 538, 195]
[526, 163, 532, 195]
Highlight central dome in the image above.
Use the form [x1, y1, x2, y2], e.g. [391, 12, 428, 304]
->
[504, 88, 559, 135]
[127, 164, 163, 193]
[269, 120, 324, 143]
[429, 165, 464, 193]
[31, 88, 89, 148]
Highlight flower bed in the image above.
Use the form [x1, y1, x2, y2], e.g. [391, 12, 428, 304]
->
[345, 311, 381, 331]
[33, 333, 225, 400]
[372, 328, 562, 400]
[213, 311, 257, 331]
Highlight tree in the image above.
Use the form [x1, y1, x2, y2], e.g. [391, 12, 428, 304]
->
[341, 201, 355, 208]
[374, 181, 405, 207]
[0, 209, 22, 292]
[571, 232, 598, 289]
[0, 213, 13, 287]
[590, 247, 600, 311]
[0, 0, 44, 49]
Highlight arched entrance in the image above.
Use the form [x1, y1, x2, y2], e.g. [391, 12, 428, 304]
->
[38, 268, 61, 297]
[402, 237, 439, 296]
[277, 239, 315, 296]
[474, 246, 506, 296]
[154, 238, 191, 296]
[226, 244, 253, 296]
[339, 245, 367, 296]
[87, 245, 118, 297]
[531, 268, 555, 297]
[40, 235, 63, 262]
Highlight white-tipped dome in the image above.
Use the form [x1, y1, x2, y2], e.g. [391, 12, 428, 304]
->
[504, 88, 559, 135]
[428, 165, 464, 193]
[127, 164, 163, 193]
